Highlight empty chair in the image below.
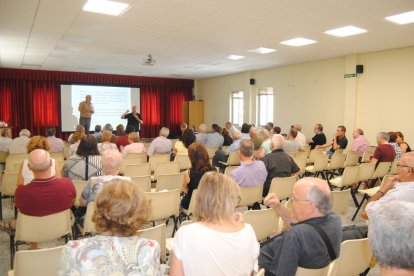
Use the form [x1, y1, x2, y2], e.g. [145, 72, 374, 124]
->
[268, 175, 297, 200]
[305, 155, 329, 179]
[174, 154, 191, 171]
[137, 224, 167, 263]
[130, 175, 152, 192]
[224, 165, 239, 177]
[370, 162, 392, 183]
[329, 166, 359, 189]
[123, 152, 147, 164]
[243, 208, 281, 241]
[120, 155, 147, 174]
[9, 246, 65, 276]
[156, 173, 184, 191]
[325, 152, 346, 178]
[123, 163, 151, 177]
[219, 151, 241, 167]
[331, 189, 350, 215]
[237, 185, 264, 209]
[153, 161, 180, 180]
[148, 154, 171, 172]
[72, 180, 87, 208]
[0, 171, 18, 220]
[293, 157, 307, 178]
[306, 149, 324, 165]
[344, 151, 359, 167]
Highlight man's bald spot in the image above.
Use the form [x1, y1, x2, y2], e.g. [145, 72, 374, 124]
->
[271, 134, 284, 149]
[402, 152, 414, 168]
[294, 177, 330, 196]
[28, 149, 51, 172]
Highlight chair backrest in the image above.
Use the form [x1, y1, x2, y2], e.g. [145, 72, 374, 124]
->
[313, 155, 329, 172]
[307, 149, 324, 164]
[72, 180, 87, 207]
[15, 209, 72, 243]
[268, 175, 297, 200]
[123, 163, 151, 177]
[1, 171, 18, 196]
[295, 264, 330, 276]
[5, 155, 27, 172]
[338, 166, 359, 187]
[174, 154, 191, 170]
[124, 152, 147, 164]
[0, 151, 9, 163]
[371, 162, 392, 180]
[146, 189, 180, 222]
[295, 148, 310, 159]
[136, 224, 167, 263]
[328, 153, 346, 170]
[331, 189, 350, 215]
[12, 246, 65, 276]
[130, 175, 152, 192]
[244, 208, 280, 241]
[227, 151, 241, 166]
[82, 202, 97, 235]
[329, 238, 372, 276]
[389, 157, 400, 175]
[224, 165, 239, 177]
[156, 173, 183, 191]
[154, 161, 180, 180]
[185, 189, 198, 215]
[149, 154, 171, 172]
[293, 157, 307, 176]
[237, 185, 264, 208]
[381, 174, 394, 186]
[344, 152, 359, 167]
[356, 163, 376, 182]
[361, 150, 374, 163]
[206, 147, 218, 159]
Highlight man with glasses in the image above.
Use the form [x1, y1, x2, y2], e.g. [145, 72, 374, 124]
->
[259, 177, 342, 276]
[362, 152, 414, 220]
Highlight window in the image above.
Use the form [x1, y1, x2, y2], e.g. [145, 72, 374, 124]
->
[231, 91, 243, 126]
[258, 88, 274, 126]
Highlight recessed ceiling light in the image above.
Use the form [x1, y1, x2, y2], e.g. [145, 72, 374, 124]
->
[226, 55, 245, 60]
[385, 10, 414, 25]
[280, 37, 317, 47]
[248, 47, 277, 54]
[324, 25, 367, 37]
[83, 0, 129, 16]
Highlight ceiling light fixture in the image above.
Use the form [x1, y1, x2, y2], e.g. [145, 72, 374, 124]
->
[248, 47, 277, 54]
[83, 0, 129, 16]
[142, 54, 156, 65]
[226, 55, 245, 60]
[385, 10, 414, 25]
[280, 37, 317, 47]
[324, 25, 367, 37]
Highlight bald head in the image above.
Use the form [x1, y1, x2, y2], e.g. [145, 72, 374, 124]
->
[294, 177, 332, 215]
[102, 149, 123, 175]
[271, 134, 285, 150]
[28, 149, 51, 172]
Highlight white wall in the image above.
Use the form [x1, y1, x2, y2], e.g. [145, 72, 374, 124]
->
[196, 46, 414, 146]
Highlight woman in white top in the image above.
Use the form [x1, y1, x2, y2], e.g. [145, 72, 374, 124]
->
[121, 132, 145, 157]
[97, 130, 118, 154]
[170, 171, 260, 276]
[17, 136, 61, 185]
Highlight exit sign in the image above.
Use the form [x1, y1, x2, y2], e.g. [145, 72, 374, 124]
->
[344, 73, 357, 78]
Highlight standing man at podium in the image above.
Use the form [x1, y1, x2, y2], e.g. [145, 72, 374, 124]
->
[121, 105, 143, 133]
[78, 95, 94, 134]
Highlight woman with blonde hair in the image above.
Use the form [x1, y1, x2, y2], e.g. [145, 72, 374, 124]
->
[58, 179, 160, 274]
[254, 128, 271, 159]
[97, 129, 118, 154]
[17, 135, 61, 185]
[121, 131, 145, 156]
[171, 172, 260, 275]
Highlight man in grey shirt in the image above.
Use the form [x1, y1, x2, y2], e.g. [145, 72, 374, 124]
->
[283, 128, 301, 154]
[205, 123, 224, 148]
[259, 177, 342, 276]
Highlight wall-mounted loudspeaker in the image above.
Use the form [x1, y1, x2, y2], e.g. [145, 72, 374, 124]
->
[356, 65, 364, 74]
[250, 78, 255, 85]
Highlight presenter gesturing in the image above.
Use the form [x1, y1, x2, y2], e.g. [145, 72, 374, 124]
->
[78, 95, 94, 134]
[121, 105, 143, 132]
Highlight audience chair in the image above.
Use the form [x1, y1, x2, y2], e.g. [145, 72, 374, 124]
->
[63, 142, 71, 159]
[5, 154, 27, 172]
[296, 264, 330, 276]
[331, 189, 351, 215]
[0, 151, 9, 165]
[123, 163, 151, 177]
[137, 224, 167, 263]
[123, 152, 147, 164]
[268, 175, 297, 200]
[156, 173, 183, 191]
[286, 152, 296, 158]
[351, 163, 376, 206]
[166, 220, 193, 252]
[389, 157, 400, 175]
[153, 161, 180, 181]
[325, 152, 346, 179]
[343, 152, 359, 168]
[306, 149, 324, 165]
[293, 157, 307, 178]
[149, 154, 171, 172]
[72, 180, 87, 208]
[130, 175, 152, 192]
[224, 165, 239, 177]
[305, 155, 329, 179]
[146, 189, 180, 236]
[327, 238, 372, 276]
[174, 154, 191, 171]
[369, 162, 392, 185]
[329, 166, 359, 190]
[0, 171, 18, 220]
[218, 151, 241, 167]
[120, 156, 146, 174]
[182, 189, 198, 220]
[75, 202, 97, 238]
[9, 246, 65, 276]
[206, 147, 219, 159]
[243, 208, 281, 241]
[237, 185, 264, 209]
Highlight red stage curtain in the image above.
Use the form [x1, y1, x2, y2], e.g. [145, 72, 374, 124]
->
[0, 81, 12, 124]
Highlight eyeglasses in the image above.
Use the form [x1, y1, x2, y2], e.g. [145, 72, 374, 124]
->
[396, 164, 414, 170]
[288, 194, 311, 202]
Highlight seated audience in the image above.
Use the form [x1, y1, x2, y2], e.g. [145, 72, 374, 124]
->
[181, 142, 215, 209]
[171, 172, 259, 275]
[369, 201, 414, 276]
[231, 139, 267, 187]
[115, 124, 127, 136]
[103, 123, 117, 143]
[370, 132, 396, 165]
[283, 128, 301, 154]
[8, 129, 31, 153]
[17, 136, 61, 185]
[195, 123, 207, 143]
[147, 127, 172, 156]
[116, 125, 134, 150]
[292, 124, 307, 150]
[273, 126, 281, 135]
[212, 129, 242, 168]
[225, 121, 237, 137]
[388, 131, 403, 158]
[254, 128, 271, 159]
[205, 123, 224, 148]
[173, 128, 196, 156]
[68, 125, 85, 155]
[249, 127, 261, 150]
[361, 152, 414, 220]
[178, 122, 188, 140]
[319, 125, 348, 157]
[307, 123, 326, 150]
[92, 124, 102, 142]
[0, 128, 12, 152]
[259, 177, 342, 276]
[58, 179, 160, 275]
[62, 135, 103, 180]
[350, 128, 370, 158]
[221, 127, 233, 146]
[265, 122, 274, 134]
[261, 134, 300, 196]
[396, 131, 411, 154]
[121, 132, 145, 157]
[240, 123, 251, 140]
[45, 126, 64, 152]
[97, 130, 118, 154]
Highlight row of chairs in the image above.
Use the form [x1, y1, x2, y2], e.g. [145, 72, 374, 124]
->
[3, 152, 65, 173]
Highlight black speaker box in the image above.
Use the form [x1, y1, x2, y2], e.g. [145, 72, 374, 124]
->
[356, 65, 364, 74]
[250, 78, 255, 85]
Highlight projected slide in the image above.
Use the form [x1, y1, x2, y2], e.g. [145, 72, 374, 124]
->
[60, 84, 140, 132]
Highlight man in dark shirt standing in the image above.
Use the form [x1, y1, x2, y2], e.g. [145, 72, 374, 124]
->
[261, 134, 300, 196]
[121, 105, 143, 133]
[259, 177, 342, 276]
[319, 125, 348, 157]
[307, 123, 327, 150]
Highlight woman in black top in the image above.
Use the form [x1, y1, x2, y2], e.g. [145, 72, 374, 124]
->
[222, 127, 233, 146]
[396, 131, 411, 154]
[181, 142, 215, 209]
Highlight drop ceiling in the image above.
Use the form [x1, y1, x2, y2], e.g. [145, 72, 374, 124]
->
[0, 0, 414, 79]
